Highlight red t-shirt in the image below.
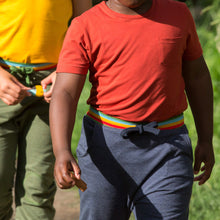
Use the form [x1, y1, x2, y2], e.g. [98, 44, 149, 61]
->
[57, 0, 203, 122]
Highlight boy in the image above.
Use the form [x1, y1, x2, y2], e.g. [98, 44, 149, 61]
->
[0, 1, 92, 219]
[50, 0, 215, 219]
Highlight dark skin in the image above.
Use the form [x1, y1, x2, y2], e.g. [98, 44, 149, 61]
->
[50, 73, 86, 189]
[182, 56, 214, 185]
[106, 0, 153, 15]
[50, 0, 214, 189]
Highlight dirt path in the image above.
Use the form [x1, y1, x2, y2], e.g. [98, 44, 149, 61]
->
[54, 187, 80, 220]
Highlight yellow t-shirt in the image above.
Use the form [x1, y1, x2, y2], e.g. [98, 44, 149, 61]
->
[0, 0, 73, 64]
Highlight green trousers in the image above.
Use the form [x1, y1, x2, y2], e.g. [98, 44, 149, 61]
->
[0, 69, 56, 220]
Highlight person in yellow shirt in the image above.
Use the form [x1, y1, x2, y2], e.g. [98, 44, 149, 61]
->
[0, 1, 92, 219]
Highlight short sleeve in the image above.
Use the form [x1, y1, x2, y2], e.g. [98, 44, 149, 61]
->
[182, 6, 203, 61]
[56, 18, 90, 74]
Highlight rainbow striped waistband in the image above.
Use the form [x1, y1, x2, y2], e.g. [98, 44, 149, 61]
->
[0, 59, 57, 71]
[87, 107, 184, 130]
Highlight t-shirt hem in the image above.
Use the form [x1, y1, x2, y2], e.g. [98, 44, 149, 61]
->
[56, 64, 88, 75]
[183, 51, 203, 61]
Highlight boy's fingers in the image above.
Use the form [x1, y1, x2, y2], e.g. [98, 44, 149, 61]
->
[62, 172, 75, 185]
[54, 171, 65, 189]
[70, 160, 81, 179]
[201, 165, 205, 171]
[41, 75, 53, 88]
[193, 159, 201, 174]
[44, 83, 55, 103]
[56, 176, 73, 189]
[1, 95, 17, 106]
[69, 172, 87, 192]
[194, 172, 210, 185]
[1, 88, 30, 105]
[54, 168, 74, 189]
[194, 165, 212, 185]
[71, 162, 81, 179]
[55, 175, 64, 189]
[44, 89, 52, 97]
[43, 89, 52, 103]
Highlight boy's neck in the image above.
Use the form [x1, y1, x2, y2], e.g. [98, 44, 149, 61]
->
[106, 0, 153, 15]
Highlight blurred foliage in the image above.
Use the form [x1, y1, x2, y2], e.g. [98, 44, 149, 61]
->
[186, 0, 220, 53]
[200, 0, 220, 53]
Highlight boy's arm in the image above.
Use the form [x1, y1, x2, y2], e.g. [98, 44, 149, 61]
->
[72, 0, 92, 17]
[49, 72, 86, 189]
[182, 55, 215, 185]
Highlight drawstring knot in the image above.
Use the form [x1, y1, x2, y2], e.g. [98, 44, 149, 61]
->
[120, 122, 159, 138]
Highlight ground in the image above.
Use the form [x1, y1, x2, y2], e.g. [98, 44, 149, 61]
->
[54, 187, 80, 220]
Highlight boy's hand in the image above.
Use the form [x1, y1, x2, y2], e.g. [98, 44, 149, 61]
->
[69, 172, 87, 192]
[0, 67, 30, 105]
[54, 150, 81, 189]
[194, 142, 215, 185]
[41, 71, 56, 103]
